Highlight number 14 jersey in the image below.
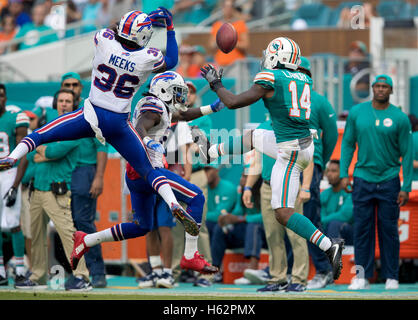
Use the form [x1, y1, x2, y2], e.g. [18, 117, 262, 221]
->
[254, 68, 313, 143]
[89, 28, 164, 113]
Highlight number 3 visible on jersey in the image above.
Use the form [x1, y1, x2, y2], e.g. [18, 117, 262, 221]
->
[0, 132, 10, 158]
[94, 64, 140, 99]
[288, 81, 311, 120]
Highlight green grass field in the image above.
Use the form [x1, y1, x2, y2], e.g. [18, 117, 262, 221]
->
[0, 276, 417, 300]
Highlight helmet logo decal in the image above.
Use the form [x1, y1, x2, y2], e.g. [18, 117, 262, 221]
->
[151, 73, 177, 86]
[136, 19, 152, 32]
[269, 39, 282, 54]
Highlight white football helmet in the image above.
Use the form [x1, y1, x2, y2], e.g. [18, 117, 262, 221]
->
[117, 11, 153, 47]
[149, 71, 189, 112]
[262, 37, 301, 70]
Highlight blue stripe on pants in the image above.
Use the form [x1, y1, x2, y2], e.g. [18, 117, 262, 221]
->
[352, 176, 400, 280]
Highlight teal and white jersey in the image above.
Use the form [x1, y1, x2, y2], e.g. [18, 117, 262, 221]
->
[254, 68, 313, 143]
[0, 110, 29, 161]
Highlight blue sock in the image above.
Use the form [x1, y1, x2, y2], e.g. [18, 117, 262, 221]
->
[111, 223, 149, 241]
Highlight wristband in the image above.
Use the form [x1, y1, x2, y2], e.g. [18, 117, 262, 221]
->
[243, 186, 252, 191]
[200, 105, 213, 115]
[143, 136, 152, 146]
[301, 188, 310, 193]
[211, 80, 224, 92]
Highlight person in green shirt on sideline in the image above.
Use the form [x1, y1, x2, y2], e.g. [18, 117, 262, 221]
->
[59, 71, 109, 289]
[320, 160, 353, 246]
[205, 166, 236, 236]
[340, 74, 413, 291]
[0, 84, 29, 287]
[204, 165, 236, 284]
[212, 172, 267, 285]
[408, 114, 418, 181]
[14, 89, 92, 291]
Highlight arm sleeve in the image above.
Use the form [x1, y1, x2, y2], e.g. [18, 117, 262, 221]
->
[26, 151, 35, 163]
[140, 102, 164, 115]
[163, 30, 178, 70]
[319, 189, 329, 221]
[253, 70, 275, 90]
[94, 138, 108, 153]
[245, 212, 263, 224]
[399, 117, 414, 192]
[15, 112, 30, 128]
[340, 110, 357, 178]
[44, 141, 79, 160]
[231, 194, 244, 216]
[318, 97, 338, 165]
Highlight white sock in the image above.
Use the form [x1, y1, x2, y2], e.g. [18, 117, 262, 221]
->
[319, 236, 332, 251]
[158, 184, 179, 207]
[149, 255, 162, 269]
[9, 143, 30, 160]
[14, 257, 25, 276]
[184, 233, 198, 259]
[84, 229, 113, 247]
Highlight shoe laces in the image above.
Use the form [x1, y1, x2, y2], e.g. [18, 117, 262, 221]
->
[196, 253, 210, 266]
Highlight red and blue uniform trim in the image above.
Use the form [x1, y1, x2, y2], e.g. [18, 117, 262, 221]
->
[151, 176, 169, 192]
[121, 11, 142, 36]
[111, 224, 125, 241]
[140, 103, 164, 114]
[36, 108, 84, 135]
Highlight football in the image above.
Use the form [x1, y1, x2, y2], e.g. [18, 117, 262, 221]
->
[216, 23, 238, 54]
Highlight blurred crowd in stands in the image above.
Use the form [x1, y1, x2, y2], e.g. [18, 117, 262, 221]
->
[0, 0, 417, 292]
[1, 0, 417, 55]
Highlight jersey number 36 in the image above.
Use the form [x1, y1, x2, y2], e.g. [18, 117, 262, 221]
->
[94, 64, 140, 99]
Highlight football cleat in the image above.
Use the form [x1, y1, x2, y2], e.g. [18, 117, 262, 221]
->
[171, 203, 199, 236]
[137, 271, 160, 289]
[180, 251, 219, 275]
[306, 271, 333, 289]
[156, 272, 175, 289]
[70, 231, 90, 270]
[257, 282, 288, 292]
[0, 157, 16, 171]
[325, 238, 345, 280]
[243, 268, 271, 285]
[190, 126, 215, 164]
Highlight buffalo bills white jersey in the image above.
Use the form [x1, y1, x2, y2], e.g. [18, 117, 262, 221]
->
[89, 28, 165, 113]
[132, 96, 172, 168]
